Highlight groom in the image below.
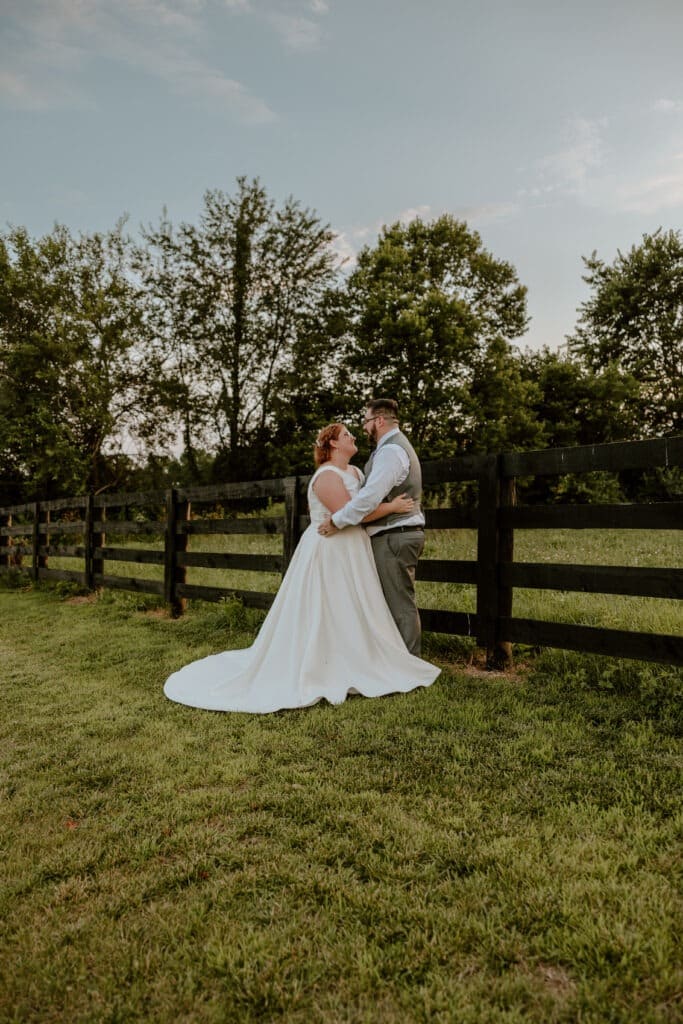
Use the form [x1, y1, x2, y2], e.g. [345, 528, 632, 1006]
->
[318, 398, 426, 655]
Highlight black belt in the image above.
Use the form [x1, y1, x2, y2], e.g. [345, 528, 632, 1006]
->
[374, 525, 424, 536]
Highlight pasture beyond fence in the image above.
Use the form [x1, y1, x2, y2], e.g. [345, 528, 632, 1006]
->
[1, 437, 681, 668]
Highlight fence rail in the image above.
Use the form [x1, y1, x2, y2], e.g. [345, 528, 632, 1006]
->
[1, 436, 681, 667]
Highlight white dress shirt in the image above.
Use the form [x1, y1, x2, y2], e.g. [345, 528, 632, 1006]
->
[331, 428, 425, 536]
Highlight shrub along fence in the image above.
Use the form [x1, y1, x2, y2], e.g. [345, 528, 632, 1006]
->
[1, 436, 681, 668]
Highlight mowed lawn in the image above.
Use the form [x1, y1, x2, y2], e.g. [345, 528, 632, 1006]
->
[0, 582, 681, 1024]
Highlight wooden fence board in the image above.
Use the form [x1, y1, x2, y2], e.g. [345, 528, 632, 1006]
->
[95, 489, 166, 509]
[177, 552, 283, 572]
[180, 517, 285, 536]
[418, 608, 479, 636]
[424, 508, 479, 529]
[0, 502, 36, 516]
[177, 479, 287, 503]
[504, 562, 683, 599]
[416, 559, 477, 583]
[37, 568, 86, 584]
[93, 521, 163, 535]
[294, 509, 478, 533]
[36, 496, 88, 513]
[92, 574, 164, 595]
[501, 436, 683, 477]
[7, 544, 32, 557]
[503, 502, 683, 530]
[39, 521, 86, 535]
[95, 547, 165, 565]
[176, 583, 276, 609]
[39, 545, 86, 558]
[499, 616, 683, 665]
[1, 525, 35, 537]
[422, 454, 489, 483]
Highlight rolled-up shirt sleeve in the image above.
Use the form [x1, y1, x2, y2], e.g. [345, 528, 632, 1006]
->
[331, 446, 408, 529]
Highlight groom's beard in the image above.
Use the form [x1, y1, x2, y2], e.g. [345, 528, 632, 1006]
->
[368, 423, 380, 446]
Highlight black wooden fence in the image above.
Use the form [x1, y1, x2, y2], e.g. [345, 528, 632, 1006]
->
[1, 436, 681, 667]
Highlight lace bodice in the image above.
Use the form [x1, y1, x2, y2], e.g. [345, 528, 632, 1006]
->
[307, 465, 364, 526]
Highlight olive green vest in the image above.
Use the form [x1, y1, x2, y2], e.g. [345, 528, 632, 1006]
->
[364, 430, 422, 528]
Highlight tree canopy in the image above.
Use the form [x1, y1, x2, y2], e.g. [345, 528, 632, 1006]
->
[0, 222, 147, 500]
[1, 183, 680, 504]
[335, 216, 530, 458]
[140, 178, 337, 481]
[569, 228, 683, 437]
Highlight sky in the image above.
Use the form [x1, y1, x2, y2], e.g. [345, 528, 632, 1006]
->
[2, 0, 683, 351]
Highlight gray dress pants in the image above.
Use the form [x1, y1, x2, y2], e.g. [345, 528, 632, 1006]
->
[370, 528, 425, 656]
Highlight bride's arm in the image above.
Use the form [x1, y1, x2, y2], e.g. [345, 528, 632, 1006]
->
[312, 471, 353, 513]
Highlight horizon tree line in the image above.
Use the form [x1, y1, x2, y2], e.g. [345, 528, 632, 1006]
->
[0, 177, 681, 505]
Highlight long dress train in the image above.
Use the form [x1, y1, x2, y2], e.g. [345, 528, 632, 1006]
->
[163, 465, 440, 713]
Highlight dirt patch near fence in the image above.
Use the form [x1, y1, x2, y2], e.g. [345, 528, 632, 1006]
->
[461, 652, 529, 682]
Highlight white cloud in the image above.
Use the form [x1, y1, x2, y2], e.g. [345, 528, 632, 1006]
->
[652, 98, 683, 113]
[266, 12, 324, 50]
[329, 231, 357, 270]
[331, 200, 520, 271]
[457, 201, 520, 225]
[533, 117, 606, 198]
[398, 204, 431, 224]
[0, 68, 91, 110]
[178, 67, 274, 120]
[228, 0, 328, 51]
[0, 0, 275, 121]
[615, 164, 683, 214]
[518, 107, 683, 217]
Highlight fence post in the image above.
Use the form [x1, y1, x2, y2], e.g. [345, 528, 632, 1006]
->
[282, 476, 301, 574]
[476, 456, 498, 658]
[491, 469, 515, 670]
[165, 488, 189, 617]
[32, 503, 50, 582]
[32, 503, 40, 581]
[0, 511, 9, 571]
[85, 494, 105, 590]
[477, 457, 516, 670]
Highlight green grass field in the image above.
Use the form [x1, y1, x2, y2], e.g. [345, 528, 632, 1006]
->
[1, 564, 681, 1022]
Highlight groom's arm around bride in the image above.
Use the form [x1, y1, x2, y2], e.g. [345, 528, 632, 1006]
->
[318, 398, 426, 656]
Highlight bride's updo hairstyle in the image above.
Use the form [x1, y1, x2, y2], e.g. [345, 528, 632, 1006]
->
[314, 423, 343, 467]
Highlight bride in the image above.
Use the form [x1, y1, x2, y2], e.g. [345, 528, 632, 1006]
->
[163, 423, 440, 713]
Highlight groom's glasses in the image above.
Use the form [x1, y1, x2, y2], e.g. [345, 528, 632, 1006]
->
[362, 415, 380, 426]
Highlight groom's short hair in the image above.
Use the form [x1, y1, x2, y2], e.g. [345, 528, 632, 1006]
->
[367, 398, 399, 420]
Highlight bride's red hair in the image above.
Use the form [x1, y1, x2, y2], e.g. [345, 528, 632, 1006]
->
[314, 423, 343, 467]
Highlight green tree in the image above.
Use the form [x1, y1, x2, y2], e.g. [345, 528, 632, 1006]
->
[136, 211, 213, 483]
[265, 289, 359, 475]
[519, 347, 641, 449]
[0, 222, 149, 500]
[337, 215, 529, 457]
[143, 178, 337, 480]
[465, 336, 544, 452]
[568, 228, 683, 436]
[516, 347, 644, 504]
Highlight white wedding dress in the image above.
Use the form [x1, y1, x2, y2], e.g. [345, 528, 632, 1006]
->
[163, 465, 440, 713]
